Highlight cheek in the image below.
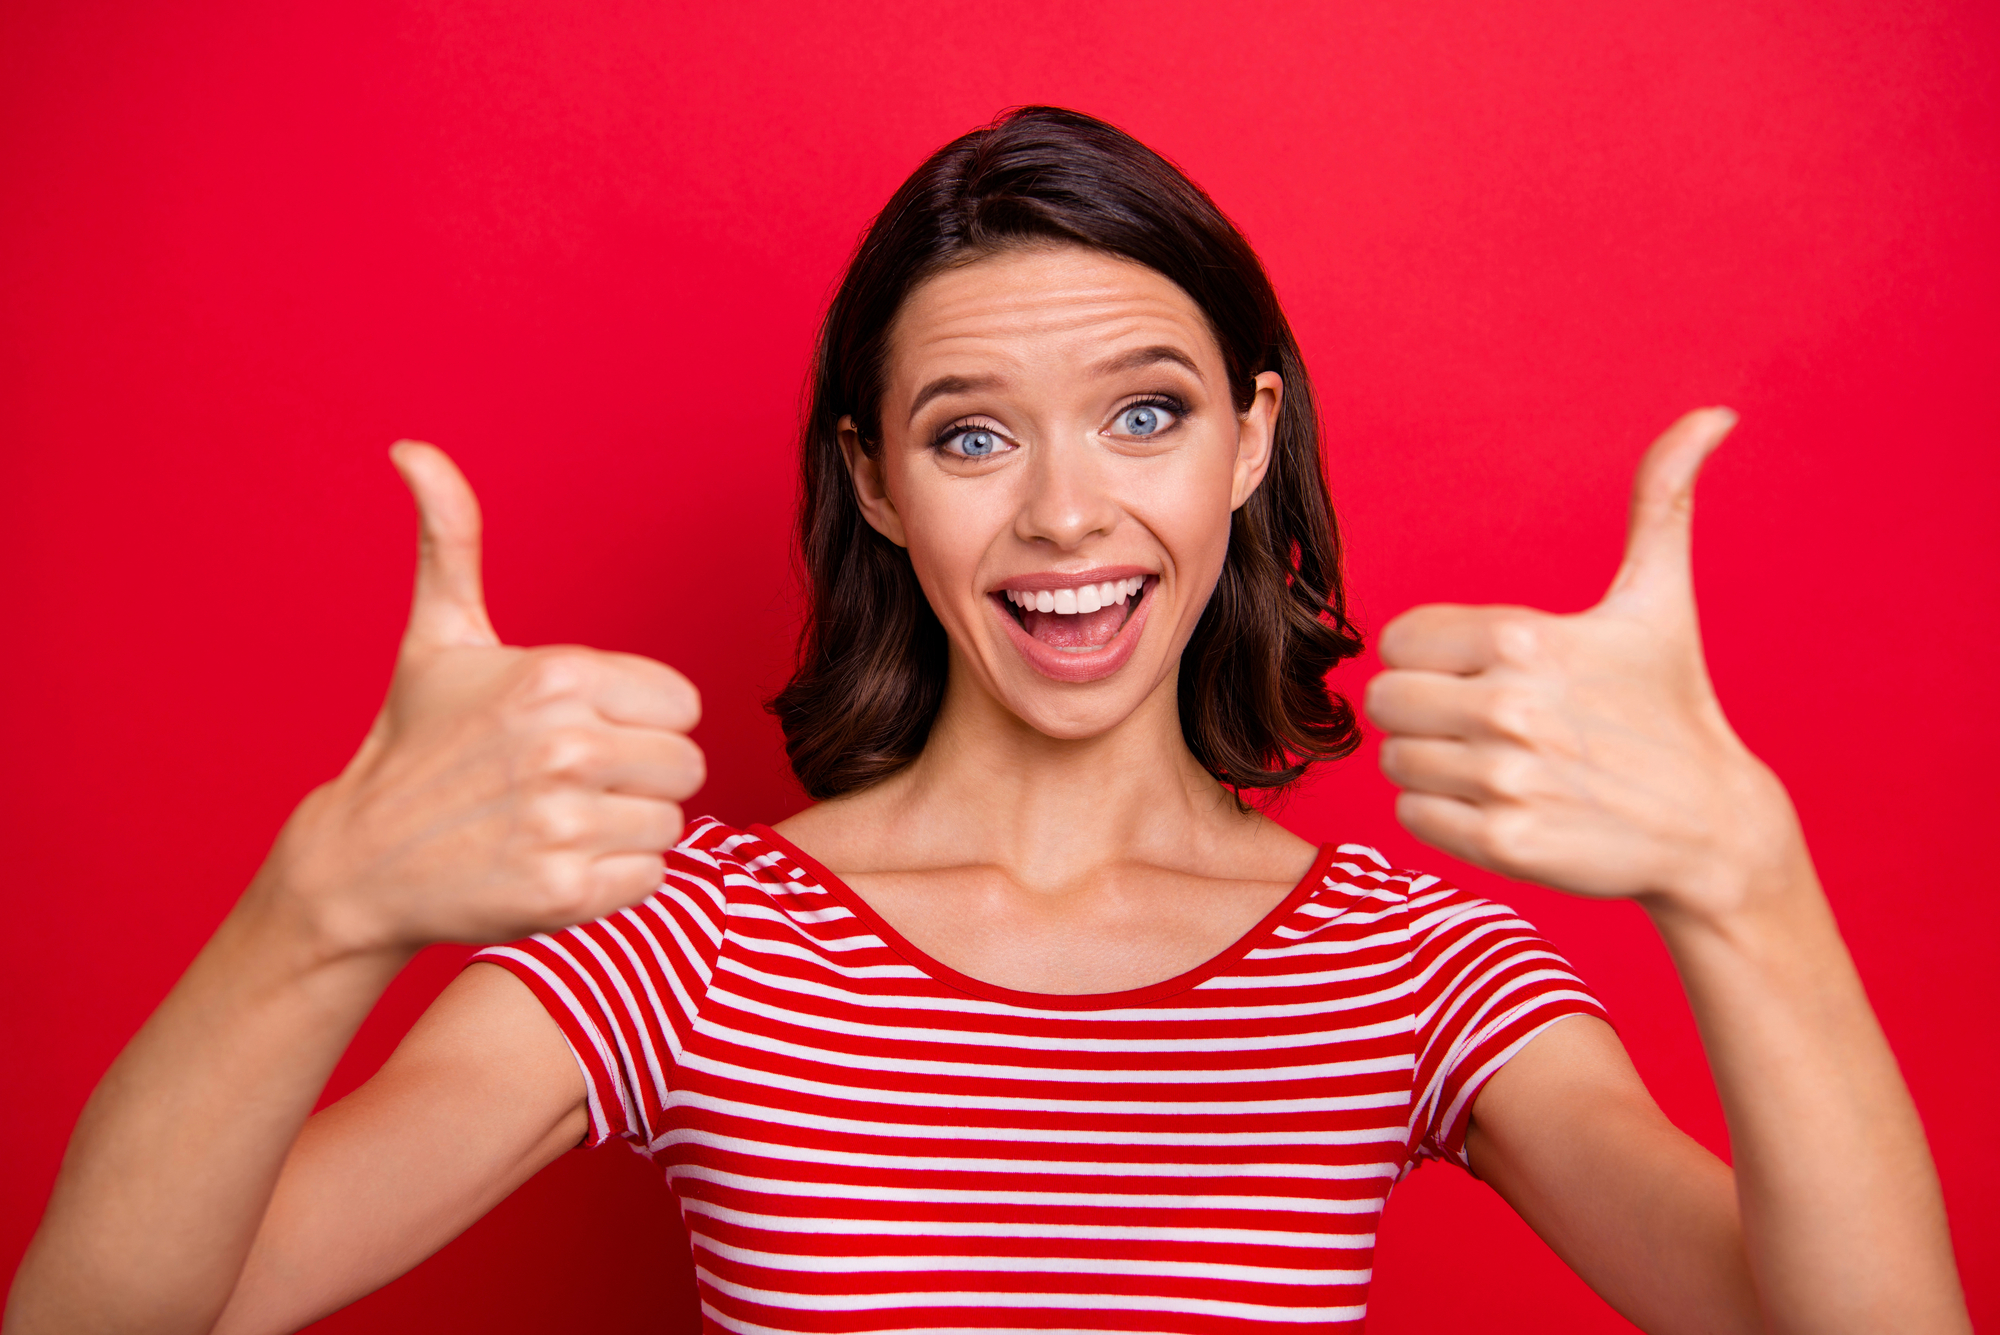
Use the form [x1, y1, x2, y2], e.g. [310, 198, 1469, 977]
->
[1129, 440, 1240, 577]
[886, 462, 1007, 607]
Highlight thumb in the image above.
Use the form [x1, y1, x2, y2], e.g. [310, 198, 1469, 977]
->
[388, 440, 501, 649]
[1598, 406, 1737, 616]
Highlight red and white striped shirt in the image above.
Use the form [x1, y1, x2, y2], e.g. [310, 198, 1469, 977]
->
[474, 817, 1604, 1333]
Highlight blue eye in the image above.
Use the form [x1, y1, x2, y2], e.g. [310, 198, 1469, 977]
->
[1115, 402, 1177, 437]
[945, 427, 1004, 457]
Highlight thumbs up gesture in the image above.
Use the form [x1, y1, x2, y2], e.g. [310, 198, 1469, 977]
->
[265, 442, 705, 956]
[1365, 409, 1799, 912]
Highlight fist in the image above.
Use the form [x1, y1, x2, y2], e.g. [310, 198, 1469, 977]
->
[267, 442, 705, 956]
[1364, 409, 1800, 912]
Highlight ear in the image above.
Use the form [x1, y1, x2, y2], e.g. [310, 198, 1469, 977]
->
[1229, 372, 1284, 510]
[839, 416, 908, 548]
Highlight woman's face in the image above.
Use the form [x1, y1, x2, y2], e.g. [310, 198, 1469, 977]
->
[843, 244, 1281, 742]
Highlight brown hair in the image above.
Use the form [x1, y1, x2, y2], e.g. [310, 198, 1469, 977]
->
[769, 106, 1365, 800]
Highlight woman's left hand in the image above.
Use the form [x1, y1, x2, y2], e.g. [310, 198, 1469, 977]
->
[1364, 407, 1797, 916]
[1369, 408, 1974, 1334]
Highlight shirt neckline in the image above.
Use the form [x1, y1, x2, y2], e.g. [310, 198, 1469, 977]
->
[744, 823, 1337, 1011]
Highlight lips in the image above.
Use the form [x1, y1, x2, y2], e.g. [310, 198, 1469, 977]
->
[988, 569, 1157, 684]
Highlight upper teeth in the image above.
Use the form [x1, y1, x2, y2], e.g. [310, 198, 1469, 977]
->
[1003, 577, 1147, 615]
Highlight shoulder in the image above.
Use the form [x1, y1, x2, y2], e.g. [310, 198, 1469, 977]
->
[658, 816, 782, 904]
[658, 816, 860, 924]
[1302, 843, 1578, 984]
[1314, 840, 1458, 918]
[665, 815, 759, 885]
[1317, 841, 1529, 921]
[1316, 846, 1607, 1040]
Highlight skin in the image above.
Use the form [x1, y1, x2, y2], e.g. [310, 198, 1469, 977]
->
[780, 244, 1314, 992]
[5, 245, 1970, 1335]
[1368, 416, 1968, 1330]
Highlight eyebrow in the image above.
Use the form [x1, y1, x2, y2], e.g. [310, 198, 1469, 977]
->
[1087, 344, 1203, 379]
[907, 374, 1002, 425]
[904, 346, 1202, 427]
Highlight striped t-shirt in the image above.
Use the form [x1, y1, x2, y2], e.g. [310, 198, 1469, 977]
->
[473, 817, 1605, 1333]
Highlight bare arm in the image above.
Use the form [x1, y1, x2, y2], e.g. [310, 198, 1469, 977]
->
[213, 964, 585, 1335]
[9, 954, 582, 1335]
[1466, 874, 1961, 1335]
[6, 443, 702, 1334]
[1467, 1016, 1757, 1334]
[1368, 408, 1969, 1332]
[7, 890, 411, 1335]
[1648, 850, 1962, 1332]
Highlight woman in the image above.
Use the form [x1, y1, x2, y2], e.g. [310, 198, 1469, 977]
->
[6, 107, 1969, 1334]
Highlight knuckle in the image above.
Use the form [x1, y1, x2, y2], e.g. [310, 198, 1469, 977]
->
[525, 792, 592, 847]
[1489, 614, 1547, 665]
[518, 648, 595, 702]
[1478, 808, 1540, 870]
[528, 726, 601, 779]
[1480, 684, 1539, 742]
[1482, 748, 1539, 799]
[534, 855, 596, 920]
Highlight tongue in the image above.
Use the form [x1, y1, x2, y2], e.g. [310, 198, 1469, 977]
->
[1021, 602, 1128, 650]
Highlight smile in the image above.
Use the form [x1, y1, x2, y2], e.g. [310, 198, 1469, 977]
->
[1002, 576, 1146, 618]
[990, 570, 1157, 684]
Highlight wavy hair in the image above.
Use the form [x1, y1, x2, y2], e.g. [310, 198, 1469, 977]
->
[769, 107, 1365, 800]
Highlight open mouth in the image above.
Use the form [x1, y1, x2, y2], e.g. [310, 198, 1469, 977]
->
[988, 572, 1156, 684]
[999, 576, 1148, 652]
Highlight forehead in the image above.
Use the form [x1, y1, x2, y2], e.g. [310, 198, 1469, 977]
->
[885, 245, 1221, 392]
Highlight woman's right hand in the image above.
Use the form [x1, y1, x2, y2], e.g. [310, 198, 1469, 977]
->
[4, 444, 702, 1335]
[261, 441, 705, 959]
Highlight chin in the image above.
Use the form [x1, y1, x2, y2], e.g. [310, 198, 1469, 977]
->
[984, 659, 1172, 744]
[950, 578, 1187, 742]
[1008, 697, 1147, 743]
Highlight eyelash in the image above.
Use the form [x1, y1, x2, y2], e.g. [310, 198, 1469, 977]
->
[1112, 394, 1188, 437]
[929, 394, 1191, 456]
[930, 419, 1007, 457]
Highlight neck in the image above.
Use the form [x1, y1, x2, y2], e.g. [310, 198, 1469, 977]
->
[833, 646, 1256, 887]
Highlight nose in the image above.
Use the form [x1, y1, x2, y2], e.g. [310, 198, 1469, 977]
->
[1014, 433, 1118, 550]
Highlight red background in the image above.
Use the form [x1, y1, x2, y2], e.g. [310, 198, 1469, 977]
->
[3, 1, 1995, 1330]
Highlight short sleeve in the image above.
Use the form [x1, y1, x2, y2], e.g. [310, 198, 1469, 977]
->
[469, 822, 733, 1153]
[1403, 875, 1608, 1170]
